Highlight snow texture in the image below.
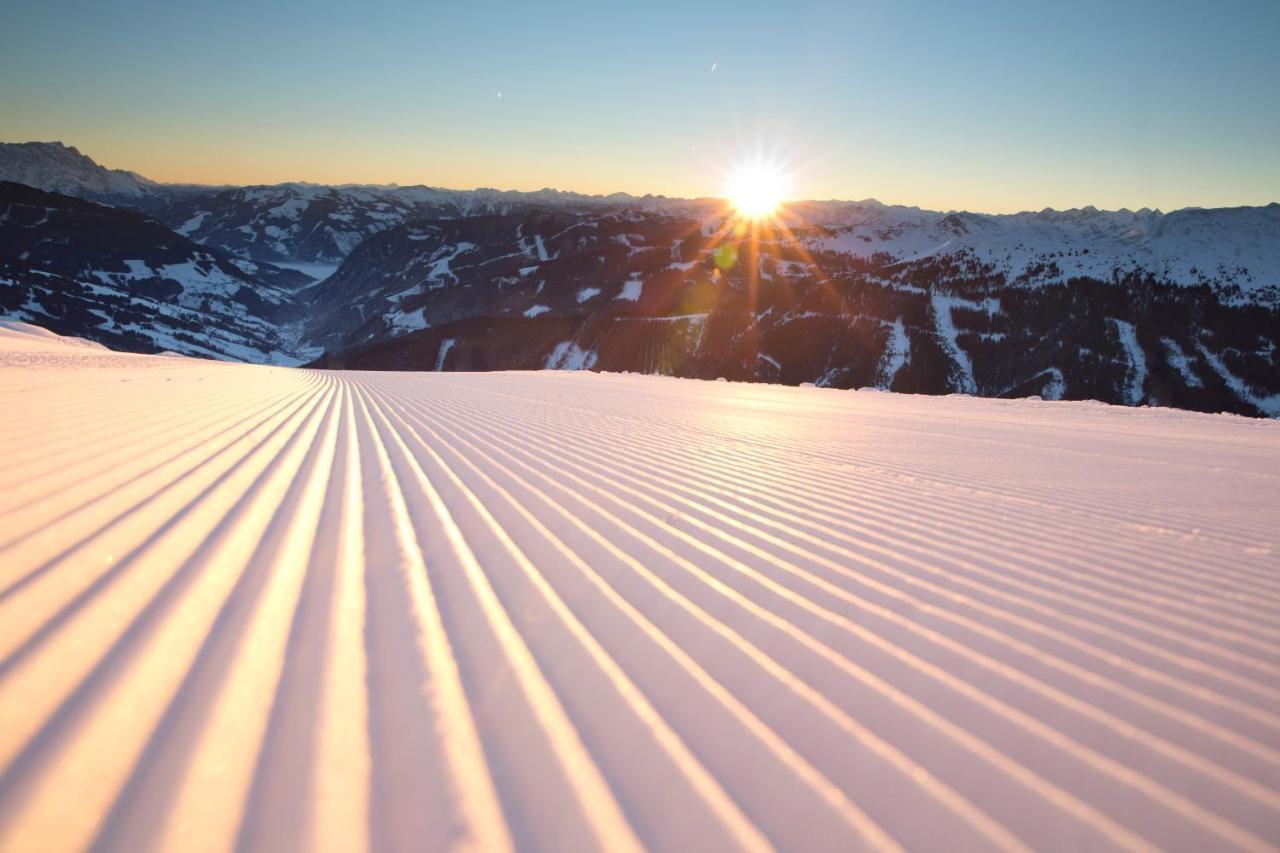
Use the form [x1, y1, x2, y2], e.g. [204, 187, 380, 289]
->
[1, 322, 1279, 852]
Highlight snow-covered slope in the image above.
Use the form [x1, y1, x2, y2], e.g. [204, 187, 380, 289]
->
[156, 182, 704, 264]
[0, 182, 315, 363]
[160, 183, 440, 264]
[793, 200, 1280, 299]
[305, 206, 1280, 417]
[1, 323, 1277, 851]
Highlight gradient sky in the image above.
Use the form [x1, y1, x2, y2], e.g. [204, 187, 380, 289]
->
[4, 0, 1277, 212]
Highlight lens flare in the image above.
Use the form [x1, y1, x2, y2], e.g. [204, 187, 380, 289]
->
[724, 157, 789, 219]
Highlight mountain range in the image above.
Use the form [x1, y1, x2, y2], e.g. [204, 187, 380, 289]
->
[1, 141, 1276, 416]
[0, 182, 310, 361]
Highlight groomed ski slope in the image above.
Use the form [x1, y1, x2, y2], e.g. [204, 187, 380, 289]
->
[1, 322, 1279, 852]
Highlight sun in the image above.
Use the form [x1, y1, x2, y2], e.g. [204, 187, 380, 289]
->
[725, 157, 790, 220]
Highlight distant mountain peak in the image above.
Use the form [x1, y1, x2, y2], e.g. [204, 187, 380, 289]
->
[0, 140, 157, 202]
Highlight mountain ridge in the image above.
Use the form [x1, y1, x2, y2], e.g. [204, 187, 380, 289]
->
[0, 181, 313, 362]
[299, 204, 1279, 417]
[1, 144, 1277, 417]
[3, 140, 1274, 219]
[6, 142, 1275, 301]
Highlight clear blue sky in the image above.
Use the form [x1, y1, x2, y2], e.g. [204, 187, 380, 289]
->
[4, 0, 1277, 212]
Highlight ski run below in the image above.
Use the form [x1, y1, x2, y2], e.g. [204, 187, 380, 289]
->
[1, 321, 1278, 852]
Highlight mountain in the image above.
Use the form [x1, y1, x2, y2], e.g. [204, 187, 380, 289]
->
[1, 141, 1276, 416]
[0, 141, 212, 211]
[789, 199, 1280, 300]
[153, 183, 702, 265]
[0, 140, 701, 265]
[0, 182, 314, 362]
[5, 142, 1276, 301]
[304, 204, 1280, 417]
[156, 183, 503, 265]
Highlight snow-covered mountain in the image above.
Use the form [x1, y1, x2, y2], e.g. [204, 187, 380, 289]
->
[789, 200, 1280, 301]
[5, 142, 1275, 305]
[0, 141, 700, 264]
[153, 189, 1280, 311]
[1, 141, 1276, 415]
[158, 190, 1280, 308]
[305, 205, 1280, 417]
[0, 141, 190, 209]
[155, 182, 702, 264]
[0, 182, 313, 362]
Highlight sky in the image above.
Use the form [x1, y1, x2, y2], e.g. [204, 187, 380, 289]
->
[3, 0, 1278, 213]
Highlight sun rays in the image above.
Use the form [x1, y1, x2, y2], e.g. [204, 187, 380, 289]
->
[705, 152, 829, 303]
[724, 156, 790, 220]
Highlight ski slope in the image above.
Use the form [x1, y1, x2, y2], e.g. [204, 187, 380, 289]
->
[1, 322, 1279, 852]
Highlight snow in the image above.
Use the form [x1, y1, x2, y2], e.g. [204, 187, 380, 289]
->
[1, 323, 1279, 851]
[798, 201, 1280, 299]
[1038, 367, 1067, 400]
[546, 340, 599, 370]
[930, 294, 978, 394]
[0, 319, 107, 349]
[876, 317, 911, 389]
[267, 197, 309, 221]
[616, 277, 644, 302]
[1110, 319, 1148, 405]
[427, 242, 476, 283]
[434, 337, 455, 371]
[0, 142, 158, 200]
[176, 212, 208, 236]
[386, 306, 429, 333]
[325, 227, 364, 258]
[1195, 343, 1280, 417]
[1162, 338, 1203, 388]
[576, 287, 601, 303]
[123, 259, 152, 278]
[523, 304, 551, 318]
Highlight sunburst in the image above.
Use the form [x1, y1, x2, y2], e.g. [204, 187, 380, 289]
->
[724, 156, 790, 220]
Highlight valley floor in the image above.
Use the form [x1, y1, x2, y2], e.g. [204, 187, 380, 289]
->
[1, 322, 1278, 851]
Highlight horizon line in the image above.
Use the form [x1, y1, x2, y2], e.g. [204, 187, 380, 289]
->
[6, 140, 1279, 219]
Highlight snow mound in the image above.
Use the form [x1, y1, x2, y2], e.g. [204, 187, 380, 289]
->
[0, 320, 109, 350]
